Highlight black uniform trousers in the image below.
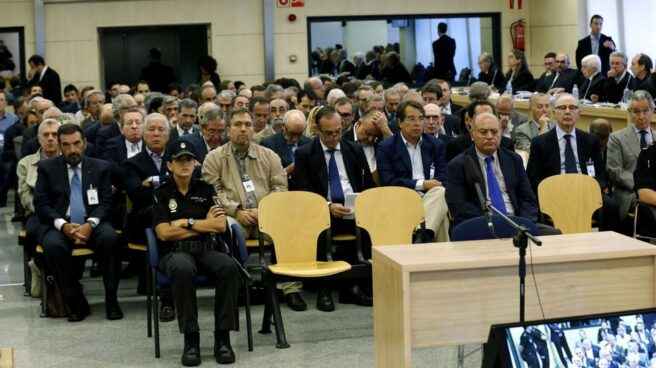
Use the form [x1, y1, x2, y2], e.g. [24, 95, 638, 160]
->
[160, 250, 239, 334]
[41, 221, 121, 298]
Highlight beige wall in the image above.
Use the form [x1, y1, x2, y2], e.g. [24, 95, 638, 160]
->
[9, 0, 584, 90]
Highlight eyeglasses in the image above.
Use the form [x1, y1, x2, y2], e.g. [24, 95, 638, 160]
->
[554, 105, 579, 111]
[424, 115, 441, 122]
[319, 128, 343, 137]
[404, 116, 425, 123]
[339, 112, 353, 118]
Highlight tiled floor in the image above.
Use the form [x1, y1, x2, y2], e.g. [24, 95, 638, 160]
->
[0, 191, 482, 367]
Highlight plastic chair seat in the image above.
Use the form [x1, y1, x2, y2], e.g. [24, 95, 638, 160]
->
[268, 261, 351, 278]
[36, 244, 94, 257]
[128, 242, 147, 252]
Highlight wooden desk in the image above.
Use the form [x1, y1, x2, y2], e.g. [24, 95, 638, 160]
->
[372, 232, 656, 368]
[450, 93, 656, 133]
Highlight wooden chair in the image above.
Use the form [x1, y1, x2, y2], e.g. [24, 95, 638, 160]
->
[354, 187, 425, 259]
[537, 174, 602, 234]
[257, 191, 355, 348]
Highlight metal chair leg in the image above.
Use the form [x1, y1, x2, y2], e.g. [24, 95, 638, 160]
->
[146, 254, 152, 338]
[457, 344, 464, 368]
[153, 273, 161, 358]
[244, 279, 253, 352]
[268, 276, 289, 349]
[23, 247, 31, 296]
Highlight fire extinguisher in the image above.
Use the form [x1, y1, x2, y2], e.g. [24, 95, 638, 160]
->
[510, 19, 525, 51]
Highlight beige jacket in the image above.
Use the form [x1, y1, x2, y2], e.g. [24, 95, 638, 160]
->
[201, 142, 287, 217]
[16, 150, 43, 214]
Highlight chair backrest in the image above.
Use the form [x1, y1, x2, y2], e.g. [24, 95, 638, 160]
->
[355, 186, 424, 246]
[537, 173, 602, 234]
[258, 191, 331, 264]
[228, 223, 249, 262]
[450, 215, 539, 241]
[145, 228, 159, 268]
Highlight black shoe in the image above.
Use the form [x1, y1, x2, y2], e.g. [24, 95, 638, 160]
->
[214, 331, 236, 364]
[10, 213, 24, 222]
[182, 332, 201, 367]
[106, 297, 123, 320]
[284, 292, 307, 311]
[316, 288, 335, 312]
[339, 285, 373, 306]
[413, 229, 435, 244]
[67, 296, 91, 322]
[160, 302, 175, 322]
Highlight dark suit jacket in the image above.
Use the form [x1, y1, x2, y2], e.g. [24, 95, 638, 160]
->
[504, 69, 535, 93]
[477, 66, 505, 89]
[576, 33, 615, 75]
[140, 61, 176, 93]
[446, 146, 538, 226]
[443, 114, 460, 137]
[61, 102, 81, 113]
[526, 128, 606, 195]
[542, 68, 585, 93]
[435, 133, 454, 145]
[34, 156, 112, 225]
[604, 72, 632, 103]
[534, 71, 552, 93]
[580, 72, 606, 100]
[28, 67, 62, 106]
[376, 133, 447, 188]
[339, 60, 356, 75]
[260, 131, 311, 169]
[123, 149, 170, 212]
[95, 123, 121, 155]
[292, 138, 374, 198]
[432, 35, 457, 81]
[446, 134, 515, 162]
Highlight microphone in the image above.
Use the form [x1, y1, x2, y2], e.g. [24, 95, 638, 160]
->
[463, 155, 495, 234]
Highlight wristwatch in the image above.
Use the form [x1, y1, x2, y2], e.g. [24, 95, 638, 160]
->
[86, 219, 96, 229]
[187, 218, 195, 230]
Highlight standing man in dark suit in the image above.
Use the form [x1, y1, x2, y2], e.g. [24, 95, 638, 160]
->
[526, 93, 619, 231]
[432, 22, 457, 82]
[179, 107, 226, 165]
[34, 124, 122, 322]
[293, 106, 375, 308]
[377, 100, 450, 242]
[27, 55, 62, 106]
[575, 15, 616, 76]
[260, 110, 311, 183]
[445, 112, 539, 227]
[140, 47, 176, 93]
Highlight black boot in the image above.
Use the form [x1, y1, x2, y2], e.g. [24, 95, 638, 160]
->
[181, 332, 201, 366]
[214, 330, 236, 364]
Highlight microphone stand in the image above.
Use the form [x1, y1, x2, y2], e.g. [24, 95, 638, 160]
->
[486, 203, 542, 323]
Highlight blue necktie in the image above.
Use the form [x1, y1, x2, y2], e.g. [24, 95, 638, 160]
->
[640, 130, 648, 150]
[328, 149, 344, 204]
[564, 134, 578, 173]
[70, 165, 85, 224]
[485, 156, 507, 215]
[151, 152, 162, 172]
[289, 144, 296, 163]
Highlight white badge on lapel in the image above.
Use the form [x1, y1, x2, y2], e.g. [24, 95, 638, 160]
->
[87, 185, 99, 205]
[586, 160, 596, 177]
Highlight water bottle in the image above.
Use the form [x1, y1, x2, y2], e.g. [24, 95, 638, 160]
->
[622, 87, 631, 104]
[572, 84, 579, 100]
[505, 80, 513, 96]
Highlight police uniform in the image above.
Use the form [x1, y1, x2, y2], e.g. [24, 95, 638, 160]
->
[153, 173, 239, 335]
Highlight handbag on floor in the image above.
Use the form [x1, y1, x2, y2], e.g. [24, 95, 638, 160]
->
[45, 275, 69, 317]
[28, 259, 41, 298]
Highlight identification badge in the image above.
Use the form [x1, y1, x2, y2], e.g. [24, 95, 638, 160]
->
[242, 180, 255, 193]
[87, 187, 99, 205]
[586, 160, 596, 177]
[429, 164, 435, 179]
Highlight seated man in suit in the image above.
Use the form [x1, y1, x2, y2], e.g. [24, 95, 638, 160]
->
[477, 52, 505, 91]
[534, 52, 557, 93]
[513, 93, 555, 151]
[343, 108, 393, 174]
[422, 103, 453, 144]
[383, 88, 401, 131]
[95, 94, 137, 154]
[293, 106, 375, 309]
[495, 95, 528, 140]
[377, 100, 450, 242]
[179, 107, 226, 165]
[445, 112, 558, 235]
[34, 123, 122, 322]
[580, 54, 607, 102]
[17, 118, 61, 277]
[546, 53, 585, 95]
[608, 91, 655, 233]
[168, 98, 198, 146]
[260, 109, 311, 182]
[437, 79, 462, 116]
[526, 93, 620, 231]
[604, 51, 633, 103]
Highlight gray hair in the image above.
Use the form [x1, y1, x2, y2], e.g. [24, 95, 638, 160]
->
[629, 90, 655, 110]
[264, 84, 284, 100]
[218, 89, 236, 101]
[59, 113, 78, 126]
[120, 107, 146, 127]
[285, 86, 299, 98]
[469, 81, 491, 100]
[201, 108, 225, 127]
[283, 110, 307, 128]
[582, 54, 602, 72]
[609, 51, 628, 65]
[112, 94, 136, 119]
[326, 89, 346, 105]
[84, 89, 105, 107]
[528, 93, 550, 110]
[365, 94, 384, 108]
[355, 86, 374, 100]
[178, 98, 198, 111]
[162, 95, 179, 107]
[38, 118, 62, 136]
[43, 106, 62, 121]
[198, 101, 219, 117]
[553, 93, 579, 108]
[479, 51, 495, 65]
[496, 95, 514, 109]
[144, 112, 169, 130]
[383, 87, 401, 101]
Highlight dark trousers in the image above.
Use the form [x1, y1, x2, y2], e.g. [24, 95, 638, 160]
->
[160, 250, 239, 334]
[24, 214, 45, 259]
[599, 193, 621, 232]
[41, 222, 121, 298]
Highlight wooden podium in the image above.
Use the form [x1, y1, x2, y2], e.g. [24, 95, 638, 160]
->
[372, 232, 656, 368]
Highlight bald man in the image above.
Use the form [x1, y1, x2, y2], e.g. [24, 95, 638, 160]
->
[260, 109, 312, 181]
[423, 103, 452, 144]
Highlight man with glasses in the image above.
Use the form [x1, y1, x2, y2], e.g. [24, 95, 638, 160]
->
[526, 93, 619, 231]
[608, 91, 655, 231]
[353, 86, 374, 121]
[535, 52, 558, 93]
[422, 103, 452, 144]
[546, 53, 584, 95]
[293, 106, 375, 310]
[179, 108, 226, 165]
[377, 100, 450, 243]
[335, 97, 356, 130]
[261, 109, 311, 180]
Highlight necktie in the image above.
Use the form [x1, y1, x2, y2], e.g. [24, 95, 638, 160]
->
[328, 149, 344, 203]
[484, 156, 507, 215]
[131, 143, 138, 153]
[640, 130, 648, 150]
[151, 152, 162, 172]
[70, 165, 85, 224]
[288, 144, 296, 163]
[183, 130, 190, 136]
[564, 134, 578, 173]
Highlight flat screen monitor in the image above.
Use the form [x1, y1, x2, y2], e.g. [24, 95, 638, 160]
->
[482, 307, 656, 368]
